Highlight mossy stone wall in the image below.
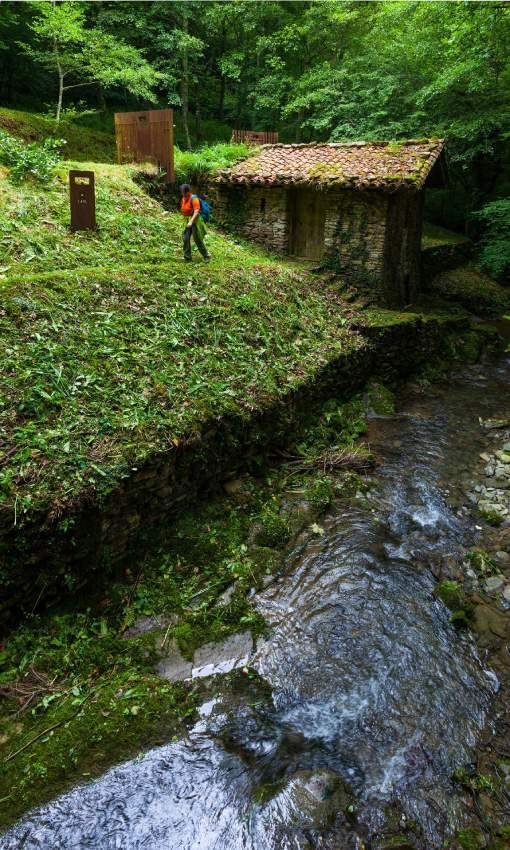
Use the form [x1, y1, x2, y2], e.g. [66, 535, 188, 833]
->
[210, 184, 289, 252]
[323, 190, 388, 283]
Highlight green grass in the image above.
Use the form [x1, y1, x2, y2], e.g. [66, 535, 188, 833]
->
[0, 160, 363, 523]
[0, 108, 116, 163]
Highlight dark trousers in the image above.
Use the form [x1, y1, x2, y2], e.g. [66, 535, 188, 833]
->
[183, 223, 209, 260]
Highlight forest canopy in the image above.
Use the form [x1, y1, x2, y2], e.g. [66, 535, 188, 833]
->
[1, 0, 509, 252]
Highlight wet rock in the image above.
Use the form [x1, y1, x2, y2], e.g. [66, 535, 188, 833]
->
[473, 601, 509, 640]
[484, 576, 504, 593]
[495, 551, 510, 566]
[503, 585, 510, 603]
[155, 638, 193, 682]
[281, 769, 352, 828]
[192, 631, 254, 679]
[213, 583, 236, 607]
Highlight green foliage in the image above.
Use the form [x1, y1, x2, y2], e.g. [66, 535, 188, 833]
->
[434, 580, 474, 628]
[467, 549, 499, 579]
[474, 200, 510, 282]
[455, 827, 486, 850]
[0, 162, 361, 525]
[22, 0, 159, 119]
[0, 108, 116, 162]
[0, 128, 64, 183]
[174, 142, 252, 186]
[478, 506, 504, 527]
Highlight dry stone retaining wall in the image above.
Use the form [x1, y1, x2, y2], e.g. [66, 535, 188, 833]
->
[0, 313, 469, 627]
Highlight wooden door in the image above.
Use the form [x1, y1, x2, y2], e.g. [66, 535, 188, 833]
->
[290, 189, 326, 259]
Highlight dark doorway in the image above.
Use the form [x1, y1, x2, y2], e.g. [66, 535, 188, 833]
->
[289, 189, 326, 259]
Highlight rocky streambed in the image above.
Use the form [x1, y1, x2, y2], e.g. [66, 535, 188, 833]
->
[1, 355, 510, 850]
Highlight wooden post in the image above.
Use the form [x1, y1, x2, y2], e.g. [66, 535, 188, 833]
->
[69, 170, 96, 232]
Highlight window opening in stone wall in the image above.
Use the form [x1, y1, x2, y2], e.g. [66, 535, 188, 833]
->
[260, 197, 267, 217]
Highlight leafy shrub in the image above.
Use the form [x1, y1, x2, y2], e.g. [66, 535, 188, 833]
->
[0, 129, 65, 183]
[474, 199, 510, 282]
[174, 142, 253, 186]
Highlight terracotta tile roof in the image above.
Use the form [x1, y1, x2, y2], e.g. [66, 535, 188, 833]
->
[215, 140, 444, 192]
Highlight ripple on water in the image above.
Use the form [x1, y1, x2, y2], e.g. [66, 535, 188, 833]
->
[2, 360, 509, 850]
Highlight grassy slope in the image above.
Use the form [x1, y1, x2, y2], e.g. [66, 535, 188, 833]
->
[0, 160, 363, 524]
[0, 112, 502, 832]
[0, 108, 116, 162]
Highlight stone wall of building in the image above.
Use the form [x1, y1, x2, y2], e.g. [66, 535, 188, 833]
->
[210, 182, 424, 307]
[210, 184, 290, 253]
[323, 190, 389, 284]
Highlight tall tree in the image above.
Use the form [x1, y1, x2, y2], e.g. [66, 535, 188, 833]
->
[22, 0, 159, 121]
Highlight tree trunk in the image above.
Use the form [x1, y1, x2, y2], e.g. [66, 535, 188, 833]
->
[96, 82, 107, 113]
[56, 67, 64, 122]
[54, 34, 64, 123]
[218, 24, 226, 121]
[195, 103, 203, 143]
[218, 74, 226, 121]
[295, 108, 304, 143]
[181, 12, 192, 150]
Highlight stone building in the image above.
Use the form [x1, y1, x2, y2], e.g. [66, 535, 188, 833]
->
[211, 140, 445, 307]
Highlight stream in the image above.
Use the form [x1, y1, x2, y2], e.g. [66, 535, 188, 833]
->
[2, 355, 510, 850]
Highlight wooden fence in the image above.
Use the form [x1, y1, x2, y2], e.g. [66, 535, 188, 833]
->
[231, 130, 279, 145]
[115, 109, 174, 183]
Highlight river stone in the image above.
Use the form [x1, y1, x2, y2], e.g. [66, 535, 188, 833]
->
[484, 575, 504, 593]
[280, 769, 350, 827]
[481, 418, 510, 430]
[495, 551, 510, 566]
[191, 630, 254, 679]
[155, 639, 193, 682]
[503, 585, 510, 603]
[473, 603, 509, 639]
[503, 442, 510, 452]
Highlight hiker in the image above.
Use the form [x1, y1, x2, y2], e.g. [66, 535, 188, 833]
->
[180, 183, 210, 263]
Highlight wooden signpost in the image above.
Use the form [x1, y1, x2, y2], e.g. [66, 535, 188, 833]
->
[231, 130, 279, 145]
[114, 108, 174, 183]
[69, 170, 96, 232]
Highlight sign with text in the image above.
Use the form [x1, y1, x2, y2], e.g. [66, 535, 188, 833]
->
[69, 170, 96, 232]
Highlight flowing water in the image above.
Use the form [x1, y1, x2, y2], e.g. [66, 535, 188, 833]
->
[3, 356, 510, 850]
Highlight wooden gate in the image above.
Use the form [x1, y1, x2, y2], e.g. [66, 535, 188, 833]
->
[114, 109, 174, 183]
[231, 130, 278, 145]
